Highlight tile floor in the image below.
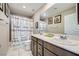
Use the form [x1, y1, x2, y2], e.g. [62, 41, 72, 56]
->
[7, 42, 33, 56]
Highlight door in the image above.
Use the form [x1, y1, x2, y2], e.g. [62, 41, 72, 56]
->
[0, 20, 9, 55]
[31, 40, 37, 56]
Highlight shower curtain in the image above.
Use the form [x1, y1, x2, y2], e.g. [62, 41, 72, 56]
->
[10, 15, 33, 47]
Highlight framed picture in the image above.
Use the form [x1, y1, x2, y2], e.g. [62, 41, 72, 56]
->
[0, 3, 3, 11]
[5, 3, 10, 17]
[48, 17, 53, 24]
[54, 15, 61, 24]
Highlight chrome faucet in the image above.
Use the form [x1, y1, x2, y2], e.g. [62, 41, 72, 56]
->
[60, 33, 67, 39]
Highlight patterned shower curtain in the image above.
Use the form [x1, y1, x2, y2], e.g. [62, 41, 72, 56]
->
[10, 15, 33, 42]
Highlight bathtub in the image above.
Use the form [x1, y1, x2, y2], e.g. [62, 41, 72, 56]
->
[11, 40, 31, 51]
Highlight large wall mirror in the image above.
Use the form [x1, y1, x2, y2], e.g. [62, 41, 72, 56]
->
[40, 3, 78, 34]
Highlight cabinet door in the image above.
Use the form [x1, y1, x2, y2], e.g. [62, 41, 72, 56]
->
[38, 44, 42, 55]
[0, 21, 9, 55]
[31, 39, 33, 54]
[44, 48, 56, 56]
[34, 41, 38, 56]
[31, 40, 37, 56]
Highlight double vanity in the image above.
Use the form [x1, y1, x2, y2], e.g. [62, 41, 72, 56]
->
[31, 33, 79, 56]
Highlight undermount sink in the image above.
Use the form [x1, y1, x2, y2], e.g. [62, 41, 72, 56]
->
[43, 33, 54, 37]
[52, 38, 79, 46]
[45, 34, 54, 37]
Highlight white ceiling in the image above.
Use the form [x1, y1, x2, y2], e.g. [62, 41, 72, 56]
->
[8, 3, 45, 18]
[41, 3, 76, 19]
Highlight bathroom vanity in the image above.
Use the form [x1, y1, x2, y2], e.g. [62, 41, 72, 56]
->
[31, 34, 79, 56]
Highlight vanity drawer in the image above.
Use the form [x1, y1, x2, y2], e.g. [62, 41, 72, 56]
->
[44, 41, 76, 56]
[31, 36, 38, 42]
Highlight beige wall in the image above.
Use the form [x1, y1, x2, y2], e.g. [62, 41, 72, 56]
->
[47, 7, 76, 34]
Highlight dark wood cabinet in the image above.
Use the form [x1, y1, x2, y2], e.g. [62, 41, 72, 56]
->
[33, 41, 37, 56]
[31, 36, 78, 56]
[31, 36, 38, 56]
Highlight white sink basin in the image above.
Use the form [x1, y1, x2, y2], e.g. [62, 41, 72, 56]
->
[52, 38, 79, 46]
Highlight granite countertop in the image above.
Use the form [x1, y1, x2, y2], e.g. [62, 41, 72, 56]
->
[32, 34, 79, 55]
